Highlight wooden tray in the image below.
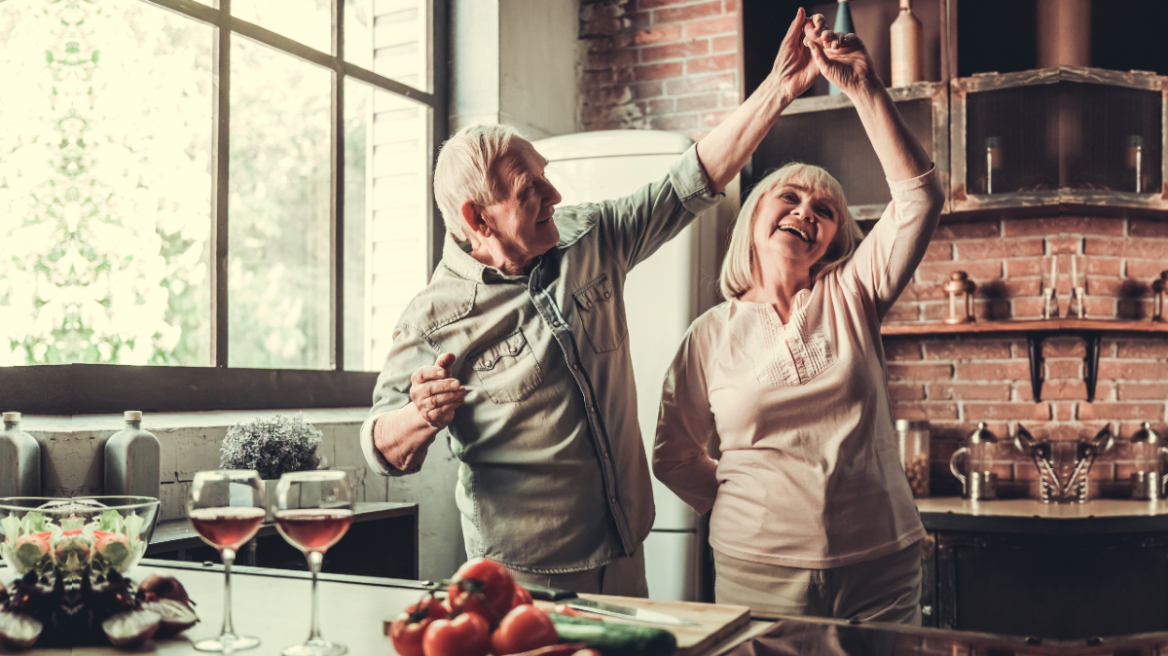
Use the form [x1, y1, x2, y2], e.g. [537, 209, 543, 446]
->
[559, 595, 751, 656]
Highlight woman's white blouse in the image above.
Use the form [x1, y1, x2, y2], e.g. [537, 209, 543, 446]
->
[653, 167, 945, 569]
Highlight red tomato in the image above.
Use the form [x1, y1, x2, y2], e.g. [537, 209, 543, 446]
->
[422, 613, 490, 656]
[447, 558, 515, 625]
[390, 596, 449, 656]
[511, 583, 533, 608]
[489, 604, 559, 656]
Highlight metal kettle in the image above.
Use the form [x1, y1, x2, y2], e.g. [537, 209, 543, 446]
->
[1131, 422, 1168, 501]
[950, 422, 998, 500]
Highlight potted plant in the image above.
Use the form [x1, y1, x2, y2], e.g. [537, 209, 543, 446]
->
[218, 414, 325, 519]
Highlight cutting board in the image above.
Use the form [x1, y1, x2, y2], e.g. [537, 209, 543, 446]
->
[557, 595, 752, 656]
[382, 596, 751, 656]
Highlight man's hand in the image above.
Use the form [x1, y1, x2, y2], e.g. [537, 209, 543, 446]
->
[772, 8, 820, 105]
[804, 26, 880, 98]
[410, 353, 466, 429]
[373, 353, 466, 472]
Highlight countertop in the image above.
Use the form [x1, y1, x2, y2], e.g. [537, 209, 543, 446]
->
[917, 497, 1168, 533]
[6, 559, 1168, 654]
[0, 560, 773, 655]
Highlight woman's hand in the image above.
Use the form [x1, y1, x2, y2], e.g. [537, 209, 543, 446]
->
[804, 29, 882, 98]
[771, 8, 821, 105]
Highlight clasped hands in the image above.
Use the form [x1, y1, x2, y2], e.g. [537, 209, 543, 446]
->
[774, 7, 880, 104]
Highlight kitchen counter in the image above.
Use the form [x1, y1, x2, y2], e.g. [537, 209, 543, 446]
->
[0, 560, 774, 655]
[6, 558, 1168, 655]
[917, 497, 1168, 533]
[721, 614, 1168, 656]
[916, 497, 1168, 638]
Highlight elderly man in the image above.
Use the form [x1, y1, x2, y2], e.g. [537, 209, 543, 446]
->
[361, 9, 830, 596]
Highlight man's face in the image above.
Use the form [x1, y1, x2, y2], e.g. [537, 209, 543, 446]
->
[478, 138, 563, 265]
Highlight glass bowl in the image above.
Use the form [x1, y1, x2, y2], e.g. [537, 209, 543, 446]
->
[0, 496, 160, 579]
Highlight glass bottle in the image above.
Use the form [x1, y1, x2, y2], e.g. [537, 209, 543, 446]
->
[985, 136, 1003, 194]
[105, 410, 162, 500]
[829, 0, 855, 96]
[890, 0, 923, 87]
[0, 412, 41, 497]
[1127, 135, 1144, 193]
[895, 419, 930, 498]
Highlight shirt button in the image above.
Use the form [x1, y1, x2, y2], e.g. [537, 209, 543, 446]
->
[552, 320, 560, 327]
[610, 497, 617, 504]
[603, 451, 610, 459]
[572, 363, 579, 371]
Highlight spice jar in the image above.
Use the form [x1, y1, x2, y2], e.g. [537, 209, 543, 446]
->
[895, 419, 930, 498]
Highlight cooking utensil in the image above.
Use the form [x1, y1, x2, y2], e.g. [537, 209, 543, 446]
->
[1014, 426, 1061, 502]
[385, 580, 698, 627]
[1060, 426, 1114, 501]
[523, 584, 698, 626]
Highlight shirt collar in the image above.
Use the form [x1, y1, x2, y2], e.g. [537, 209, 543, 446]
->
[441, 234, 552, 284]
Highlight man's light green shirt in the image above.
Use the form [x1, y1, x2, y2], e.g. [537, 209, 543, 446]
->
[360, 145, 722, 573]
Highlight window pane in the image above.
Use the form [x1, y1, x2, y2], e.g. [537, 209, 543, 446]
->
[229, 37, 331, 369]
[0, 0, 213, 366]
[365, 0, 430, 92]
[343, 78, 431, 372]
[233, 0, 330, 53]
[343, 0, 373, 70]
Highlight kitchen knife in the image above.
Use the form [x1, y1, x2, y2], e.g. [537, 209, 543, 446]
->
[522, 583, 698, 626]
[385, 579, 698, 627]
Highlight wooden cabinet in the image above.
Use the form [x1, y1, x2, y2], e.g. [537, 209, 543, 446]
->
[146, 501, 419, 579]
[739, 0, 1168, 218]
[919, 499, 1168, 639]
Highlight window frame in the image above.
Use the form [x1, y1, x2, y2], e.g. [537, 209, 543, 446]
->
[1, 0, 448, 414]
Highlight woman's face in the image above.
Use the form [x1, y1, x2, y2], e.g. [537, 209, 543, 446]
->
[751, 180, 840, 273]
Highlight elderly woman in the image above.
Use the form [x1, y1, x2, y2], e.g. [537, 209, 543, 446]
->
[652, 25, 944, 623]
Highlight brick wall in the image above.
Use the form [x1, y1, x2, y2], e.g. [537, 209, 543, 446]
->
[579, 0, 740, 141]
[884, 216, 1168, 497]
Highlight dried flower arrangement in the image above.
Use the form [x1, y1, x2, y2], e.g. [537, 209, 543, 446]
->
[218, 414, 324, 480]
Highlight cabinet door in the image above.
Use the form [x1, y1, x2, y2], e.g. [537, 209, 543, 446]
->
[937, 532, 1168, 639]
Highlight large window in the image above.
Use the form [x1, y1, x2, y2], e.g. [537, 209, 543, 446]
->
[0, 0, 447, 412]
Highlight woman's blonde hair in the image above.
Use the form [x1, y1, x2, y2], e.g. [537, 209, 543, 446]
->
[433, 123, 524, 242]
[719, 162, 864, 300]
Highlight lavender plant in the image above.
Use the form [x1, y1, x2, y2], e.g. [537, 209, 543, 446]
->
[218, 414, 324, 480]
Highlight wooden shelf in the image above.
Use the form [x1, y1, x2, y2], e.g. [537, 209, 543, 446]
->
[882, 319, 1168, 337]
[881, 320, 1168, 403]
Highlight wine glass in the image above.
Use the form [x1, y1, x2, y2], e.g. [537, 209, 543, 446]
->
[273, 470, 354, 656]
[187, 470, 266, 652]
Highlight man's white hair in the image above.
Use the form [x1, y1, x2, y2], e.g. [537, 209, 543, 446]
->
[719, 162, 863, 300]
[433, 123, 525, 242]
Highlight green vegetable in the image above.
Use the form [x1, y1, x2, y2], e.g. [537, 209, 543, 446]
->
[550, 613, 677, 656]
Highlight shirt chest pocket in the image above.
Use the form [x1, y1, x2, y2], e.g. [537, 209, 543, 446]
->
[472, 329, 544, 404]
[573, 275, 628, 354]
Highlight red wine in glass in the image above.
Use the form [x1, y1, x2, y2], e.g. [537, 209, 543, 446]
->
[187, 470, 265, 653]
[275, 471, 354, 656]
[274, 509, 353, 552]
[189, 507, 266, 550]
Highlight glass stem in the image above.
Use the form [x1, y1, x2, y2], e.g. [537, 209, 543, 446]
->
[307, 550, 324, 642]
[220, 547, 237, 638]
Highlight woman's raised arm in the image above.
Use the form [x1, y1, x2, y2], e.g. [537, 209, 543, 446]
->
[805, 32, 932, 183]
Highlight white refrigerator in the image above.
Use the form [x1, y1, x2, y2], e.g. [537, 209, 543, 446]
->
[533, 130, 735, 601]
